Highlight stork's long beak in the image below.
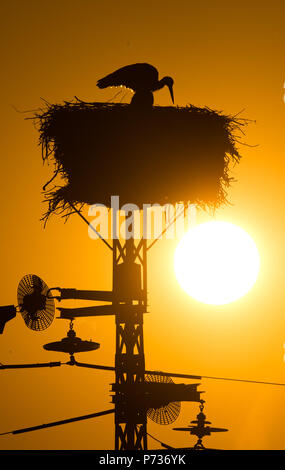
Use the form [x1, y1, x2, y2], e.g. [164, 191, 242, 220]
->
[168, 84, 174, 104]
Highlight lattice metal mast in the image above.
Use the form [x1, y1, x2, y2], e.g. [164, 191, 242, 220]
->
[112, 236, 148, 450]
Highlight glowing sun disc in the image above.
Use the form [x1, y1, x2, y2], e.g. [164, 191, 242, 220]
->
[174, 221, 260, 305]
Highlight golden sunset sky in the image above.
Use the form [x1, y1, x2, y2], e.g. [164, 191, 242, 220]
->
[0, 0, 285, 450]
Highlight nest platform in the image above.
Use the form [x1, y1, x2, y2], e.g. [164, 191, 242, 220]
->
[35, 100, 246, 220]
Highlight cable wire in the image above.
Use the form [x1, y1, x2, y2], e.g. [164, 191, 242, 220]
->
[147, 432, 174, 449]
[0, 362, 62, 370]
[66, 361, 285, 387]
[145, 369, 285, 387]
[200, 375, 285, 387]
[0, 409, 115, 436]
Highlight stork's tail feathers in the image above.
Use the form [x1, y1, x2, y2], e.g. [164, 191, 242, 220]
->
[96, 78, 108, 89]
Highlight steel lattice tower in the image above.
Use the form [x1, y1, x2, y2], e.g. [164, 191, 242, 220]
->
[112, 237, 148, 450]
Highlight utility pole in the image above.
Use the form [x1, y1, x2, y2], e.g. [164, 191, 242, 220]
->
[112, 235, 148, 450]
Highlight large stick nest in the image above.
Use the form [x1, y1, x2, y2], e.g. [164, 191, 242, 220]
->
[34, 100, 248, 222]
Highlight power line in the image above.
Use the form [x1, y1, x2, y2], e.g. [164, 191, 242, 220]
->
[200, 375, 285, 387]
[68, 362, 285, 388]
[0, 409, 115, 436]
[147, 431, 174, 449]
[150, 369, 285, 387]
[2, 359, 284, 388]
[0, 362, 62, 370]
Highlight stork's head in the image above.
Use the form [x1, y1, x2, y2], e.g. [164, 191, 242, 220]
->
[162, 76, 174, 104]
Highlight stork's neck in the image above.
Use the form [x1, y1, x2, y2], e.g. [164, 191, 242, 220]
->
[153, 77, 168, 92]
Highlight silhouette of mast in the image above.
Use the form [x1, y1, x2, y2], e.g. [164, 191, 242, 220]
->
[111, 214, 148, 449]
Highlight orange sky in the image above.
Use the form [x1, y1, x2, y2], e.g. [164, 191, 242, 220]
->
[0, 0, 285, 450]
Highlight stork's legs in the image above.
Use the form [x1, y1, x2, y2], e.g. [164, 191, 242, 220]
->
[130, 91, 154, 109]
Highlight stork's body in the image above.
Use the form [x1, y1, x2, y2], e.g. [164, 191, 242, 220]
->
[97, 63, 174, 107]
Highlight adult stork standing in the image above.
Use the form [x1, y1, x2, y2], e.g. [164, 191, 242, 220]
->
[97, 63, 174, 108]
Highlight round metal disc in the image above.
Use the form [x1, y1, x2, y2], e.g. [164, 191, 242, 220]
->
[145, 372, 181, 425]
[17, 274, 55, 331]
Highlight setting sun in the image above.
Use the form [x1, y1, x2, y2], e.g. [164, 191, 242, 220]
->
[174, 221, 260, 305]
